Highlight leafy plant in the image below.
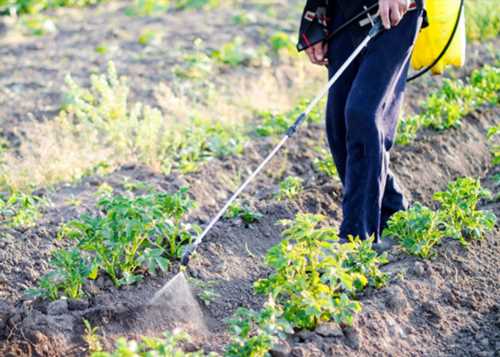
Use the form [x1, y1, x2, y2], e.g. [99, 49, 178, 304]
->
[91, 330, 216, 357]
[59, 189, 197, 287]
[27, 248, 90, 300]
[0, 191, 45, 228]
[172, 38, 214, 80]
[383, 203, 444, 258]
[269, 32, 295, 56]
[225, 298, 292, 357]
[211, 37, 270, 67]
[465, 0, 500, 41]
[224, 202, 262, 224]
[487, 123, 500, 166]
[397, 64, 500, 144]
[255, 99, 324, 137]
[433, 177, 496, 244]
[313, 149, 338, 178]
[163, 118, 246, 174]
[276, 176, 303, 201]
[83, 319, 103, 353]
[254, 214, 386, 329]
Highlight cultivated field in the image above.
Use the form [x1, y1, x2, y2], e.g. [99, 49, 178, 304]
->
[0, 0, 499, 356]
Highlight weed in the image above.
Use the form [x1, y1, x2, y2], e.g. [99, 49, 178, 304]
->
[225, 298, 292, 357]
[433, 177, 496, 243]
[83, 319, 103, 353]
[276, 176, 303, 201]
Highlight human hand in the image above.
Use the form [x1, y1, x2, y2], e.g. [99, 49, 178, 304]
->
[305, 41, 328, 66]
[378, 0, 410, 29]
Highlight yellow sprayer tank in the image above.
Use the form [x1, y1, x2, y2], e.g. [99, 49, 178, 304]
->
[411, 0, 466, 75]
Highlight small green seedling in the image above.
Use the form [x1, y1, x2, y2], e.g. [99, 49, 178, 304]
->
[224, 202, 263, 224]
[276, 176, 303, 201]
[225, 298, 292, 357]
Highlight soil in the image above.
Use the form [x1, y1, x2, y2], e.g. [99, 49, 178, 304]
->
[0, 2, 499, 356]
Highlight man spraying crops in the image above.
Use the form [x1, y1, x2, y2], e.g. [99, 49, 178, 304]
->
[298, 0, 425, 245]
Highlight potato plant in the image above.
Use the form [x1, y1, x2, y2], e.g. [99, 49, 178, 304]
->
[164, 118, 246, 174]
[397, 64, 500, 144]
[91, 330, 216, 357]
[225, 298, 292, 357]
[384, 177, 496, 258]
[276, 176, 303, 201]
[313, 148, 339, 178]
[383, 203, 445, 258]
[0, 191, 45, 228]
[255, 99, 324, 137]
[27, 248, 90, 300]
[487, 123, 500, 167]
[433, 177, 496, 244]
[224, 202, 262, 224]
[211, 37, 270, 68]
[31, 189, 197, 300]
[254, 213, 386, 329]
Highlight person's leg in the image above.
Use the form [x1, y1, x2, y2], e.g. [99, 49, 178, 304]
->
[340, 8, 423, 242]
[325, 34, 361, 186]
[379, 61, 411, 231]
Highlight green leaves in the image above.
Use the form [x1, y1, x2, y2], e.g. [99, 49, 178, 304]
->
[254, 213, 387, 330]
[91, 330, 216, 357]
[31, 189, 197, 300]
[276, 176, 303, 201]
[397, 64, 500, 145]
[433, 177, 496, 243]
[384, 177, 497, 258]
[255, 99, 324, 138]
[225, 298, 292, 357]
[383, 204, 444, 258]
[27, 248, 89, 300]
[0, 191, 45, 228]
[224, 202, 263, 225]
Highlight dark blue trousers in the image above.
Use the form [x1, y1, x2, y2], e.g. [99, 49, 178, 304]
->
[326, 4, 424, 242]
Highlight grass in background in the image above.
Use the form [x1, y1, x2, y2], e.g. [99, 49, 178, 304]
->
[465, 0, 500, 41]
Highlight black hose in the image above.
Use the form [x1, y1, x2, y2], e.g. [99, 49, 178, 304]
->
[407, 0, 465, 82]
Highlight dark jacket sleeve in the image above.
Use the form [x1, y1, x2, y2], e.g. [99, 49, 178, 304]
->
[297, 0, 329, 52]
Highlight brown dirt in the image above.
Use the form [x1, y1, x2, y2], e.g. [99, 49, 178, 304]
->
[0, 2, 499, 356]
